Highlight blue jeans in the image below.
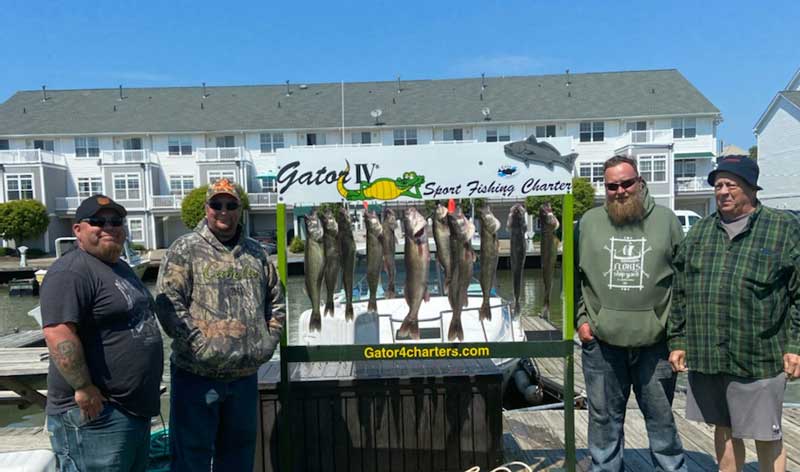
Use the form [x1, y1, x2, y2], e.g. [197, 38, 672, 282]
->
[169, 364, 258, 472]
[47, 403, 151, 472]
[582, 339, 686, 472]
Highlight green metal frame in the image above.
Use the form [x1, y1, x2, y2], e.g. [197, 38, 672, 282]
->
[276, 196, 577, 471]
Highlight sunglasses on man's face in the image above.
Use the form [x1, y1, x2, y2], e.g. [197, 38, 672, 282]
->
[208, 201, 240, 211]
[604, 178, 640, 192]
[82, 216, 124, 227]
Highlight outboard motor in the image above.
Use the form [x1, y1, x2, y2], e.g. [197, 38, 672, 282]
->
[513, 358, 544, 405]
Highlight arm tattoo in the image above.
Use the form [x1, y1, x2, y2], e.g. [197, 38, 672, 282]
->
[50, 339, 92, 390]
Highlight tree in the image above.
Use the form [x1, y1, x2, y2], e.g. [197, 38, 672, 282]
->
[749, 145, 758, 160]
[180, 184, 250, 230]
[0, 199, 50, 247]
[524, 177, 596, 224]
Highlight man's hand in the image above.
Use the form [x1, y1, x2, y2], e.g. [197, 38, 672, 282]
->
[669, 350, 688, 373]
[784, 353, 800, 380]
[74, 384, 106, 421]
[577, 323, 594, 343]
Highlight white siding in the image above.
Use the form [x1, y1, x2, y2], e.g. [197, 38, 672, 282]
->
[757, 97, 800, 209]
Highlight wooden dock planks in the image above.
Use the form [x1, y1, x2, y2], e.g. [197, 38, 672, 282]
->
[503, 408, 800, 471]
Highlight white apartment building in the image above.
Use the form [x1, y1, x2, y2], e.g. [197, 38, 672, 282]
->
[0, 69, 721, 252]
[754, 67, 800, 209]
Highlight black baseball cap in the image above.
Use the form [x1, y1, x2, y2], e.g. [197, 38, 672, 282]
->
[707, 155, 762, 190]
[75, 195, 127, 221]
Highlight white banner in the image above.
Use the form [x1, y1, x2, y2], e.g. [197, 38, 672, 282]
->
[275, 139, 576, 205]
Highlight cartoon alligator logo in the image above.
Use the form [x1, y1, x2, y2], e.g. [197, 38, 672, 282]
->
[336, 160, 425, 201]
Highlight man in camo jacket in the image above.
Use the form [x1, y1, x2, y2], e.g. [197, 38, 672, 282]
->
[155, 178, 284, 472]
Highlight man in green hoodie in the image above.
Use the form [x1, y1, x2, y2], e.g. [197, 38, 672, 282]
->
[576, 155, 686, 471]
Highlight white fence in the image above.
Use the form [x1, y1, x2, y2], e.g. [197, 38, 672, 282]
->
[0, 149, 67, 165]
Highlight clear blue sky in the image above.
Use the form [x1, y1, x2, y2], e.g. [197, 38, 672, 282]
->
[2, 0, 798, 149]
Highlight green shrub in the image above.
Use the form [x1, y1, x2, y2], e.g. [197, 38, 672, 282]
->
[289, 236, 305, 254]
[130, 243, 147, 253]
[0, 247, 14, 256]
[0, 200, 50, 247]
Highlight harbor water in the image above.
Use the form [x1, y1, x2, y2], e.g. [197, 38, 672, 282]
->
[2, 267, 798, 429]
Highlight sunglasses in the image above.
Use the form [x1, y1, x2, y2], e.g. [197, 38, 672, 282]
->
[208, 201, 240, 211]
[605, 178, 640, 191]
[82, 216, 124, 227]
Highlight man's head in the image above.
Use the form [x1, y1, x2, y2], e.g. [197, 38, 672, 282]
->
[205, 178, 242, 241]
[73, 195, 127, 263]
[708, 156, 760, 220]
[603, 155, 646, 225]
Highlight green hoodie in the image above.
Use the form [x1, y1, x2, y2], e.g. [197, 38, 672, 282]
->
[575, 187, 683, 347]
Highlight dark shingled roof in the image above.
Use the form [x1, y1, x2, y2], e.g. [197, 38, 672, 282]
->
[0, 69, 720, 136]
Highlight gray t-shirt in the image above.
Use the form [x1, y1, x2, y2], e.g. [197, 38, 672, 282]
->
[40, 247, 163, 417]
[721, 212, 751, 240]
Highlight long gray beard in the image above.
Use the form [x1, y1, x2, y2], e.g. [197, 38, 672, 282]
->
[607, 193, 645, 225]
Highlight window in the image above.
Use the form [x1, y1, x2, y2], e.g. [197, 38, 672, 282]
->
[215, 136, 235, 147]
[535, 125, 556, 138]
[579, 121, 604, 142]
[127, 218, 144, 242]
[578, 162, 605, 185]
[486, 127, 510, 142]
[75, 137, 100, 157]
[33, 140, 54, 152]
[674, 160, 697, 179]
[78, 177, 103, 198]
[261, 177, 277, 192]
[168, 136, 193, 156]
[207, 171, 236, 185]
[123, 138, 142, 150]
[113, 173, 141, 200]
[393, 128, 418, 146]
[351, 132, 372, 144]
[169, 175, 194, 196]
[672, 118, 696, 139]
[260, 133, 285, 153]
[5, 174, 34, 200]
[443, 128, 464, 141]
[305, 133, 325, 146]
[0, 139, 9, 150]
[639, 155, 667, 183]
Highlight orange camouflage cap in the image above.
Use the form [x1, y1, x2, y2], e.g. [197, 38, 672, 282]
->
[205, 178, 241, 202]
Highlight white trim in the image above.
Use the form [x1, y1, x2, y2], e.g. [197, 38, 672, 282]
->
[207, 170, 236, 184]
[126, 217, 145, 242]
[168, 174, 195, 196]
[0, 114, 722, 140]
[754, 93, 800, 135]
[111, 172, 142, 201]
[786, 68, 800, 91]
[4, 173, 35, 200]
[77, 176, 104, 198]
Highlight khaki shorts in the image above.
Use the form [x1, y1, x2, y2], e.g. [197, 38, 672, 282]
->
[685, 371, 787, 441]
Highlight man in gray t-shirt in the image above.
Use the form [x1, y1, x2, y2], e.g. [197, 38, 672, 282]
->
[41, 195, 163, 472]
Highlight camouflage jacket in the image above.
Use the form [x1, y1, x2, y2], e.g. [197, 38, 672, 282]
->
[155, 219, 285, 379]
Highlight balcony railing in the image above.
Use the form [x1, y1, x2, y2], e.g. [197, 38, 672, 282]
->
[675, 177, 713, 193]
[0, 149, 66, 166]
[151, 195, 184, 209]
[248, 193, 279, 207]
[197, 147, 245, 162]
[100, 149, 151, 164]
[616, 129, 674, 147]
[55, 196, 83, 211]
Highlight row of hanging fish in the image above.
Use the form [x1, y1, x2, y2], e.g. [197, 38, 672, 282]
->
[304, 202, 560, 339]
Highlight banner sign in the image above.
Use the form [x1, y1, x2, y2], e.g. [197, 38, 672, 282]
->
[275, 138, 577, 205]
